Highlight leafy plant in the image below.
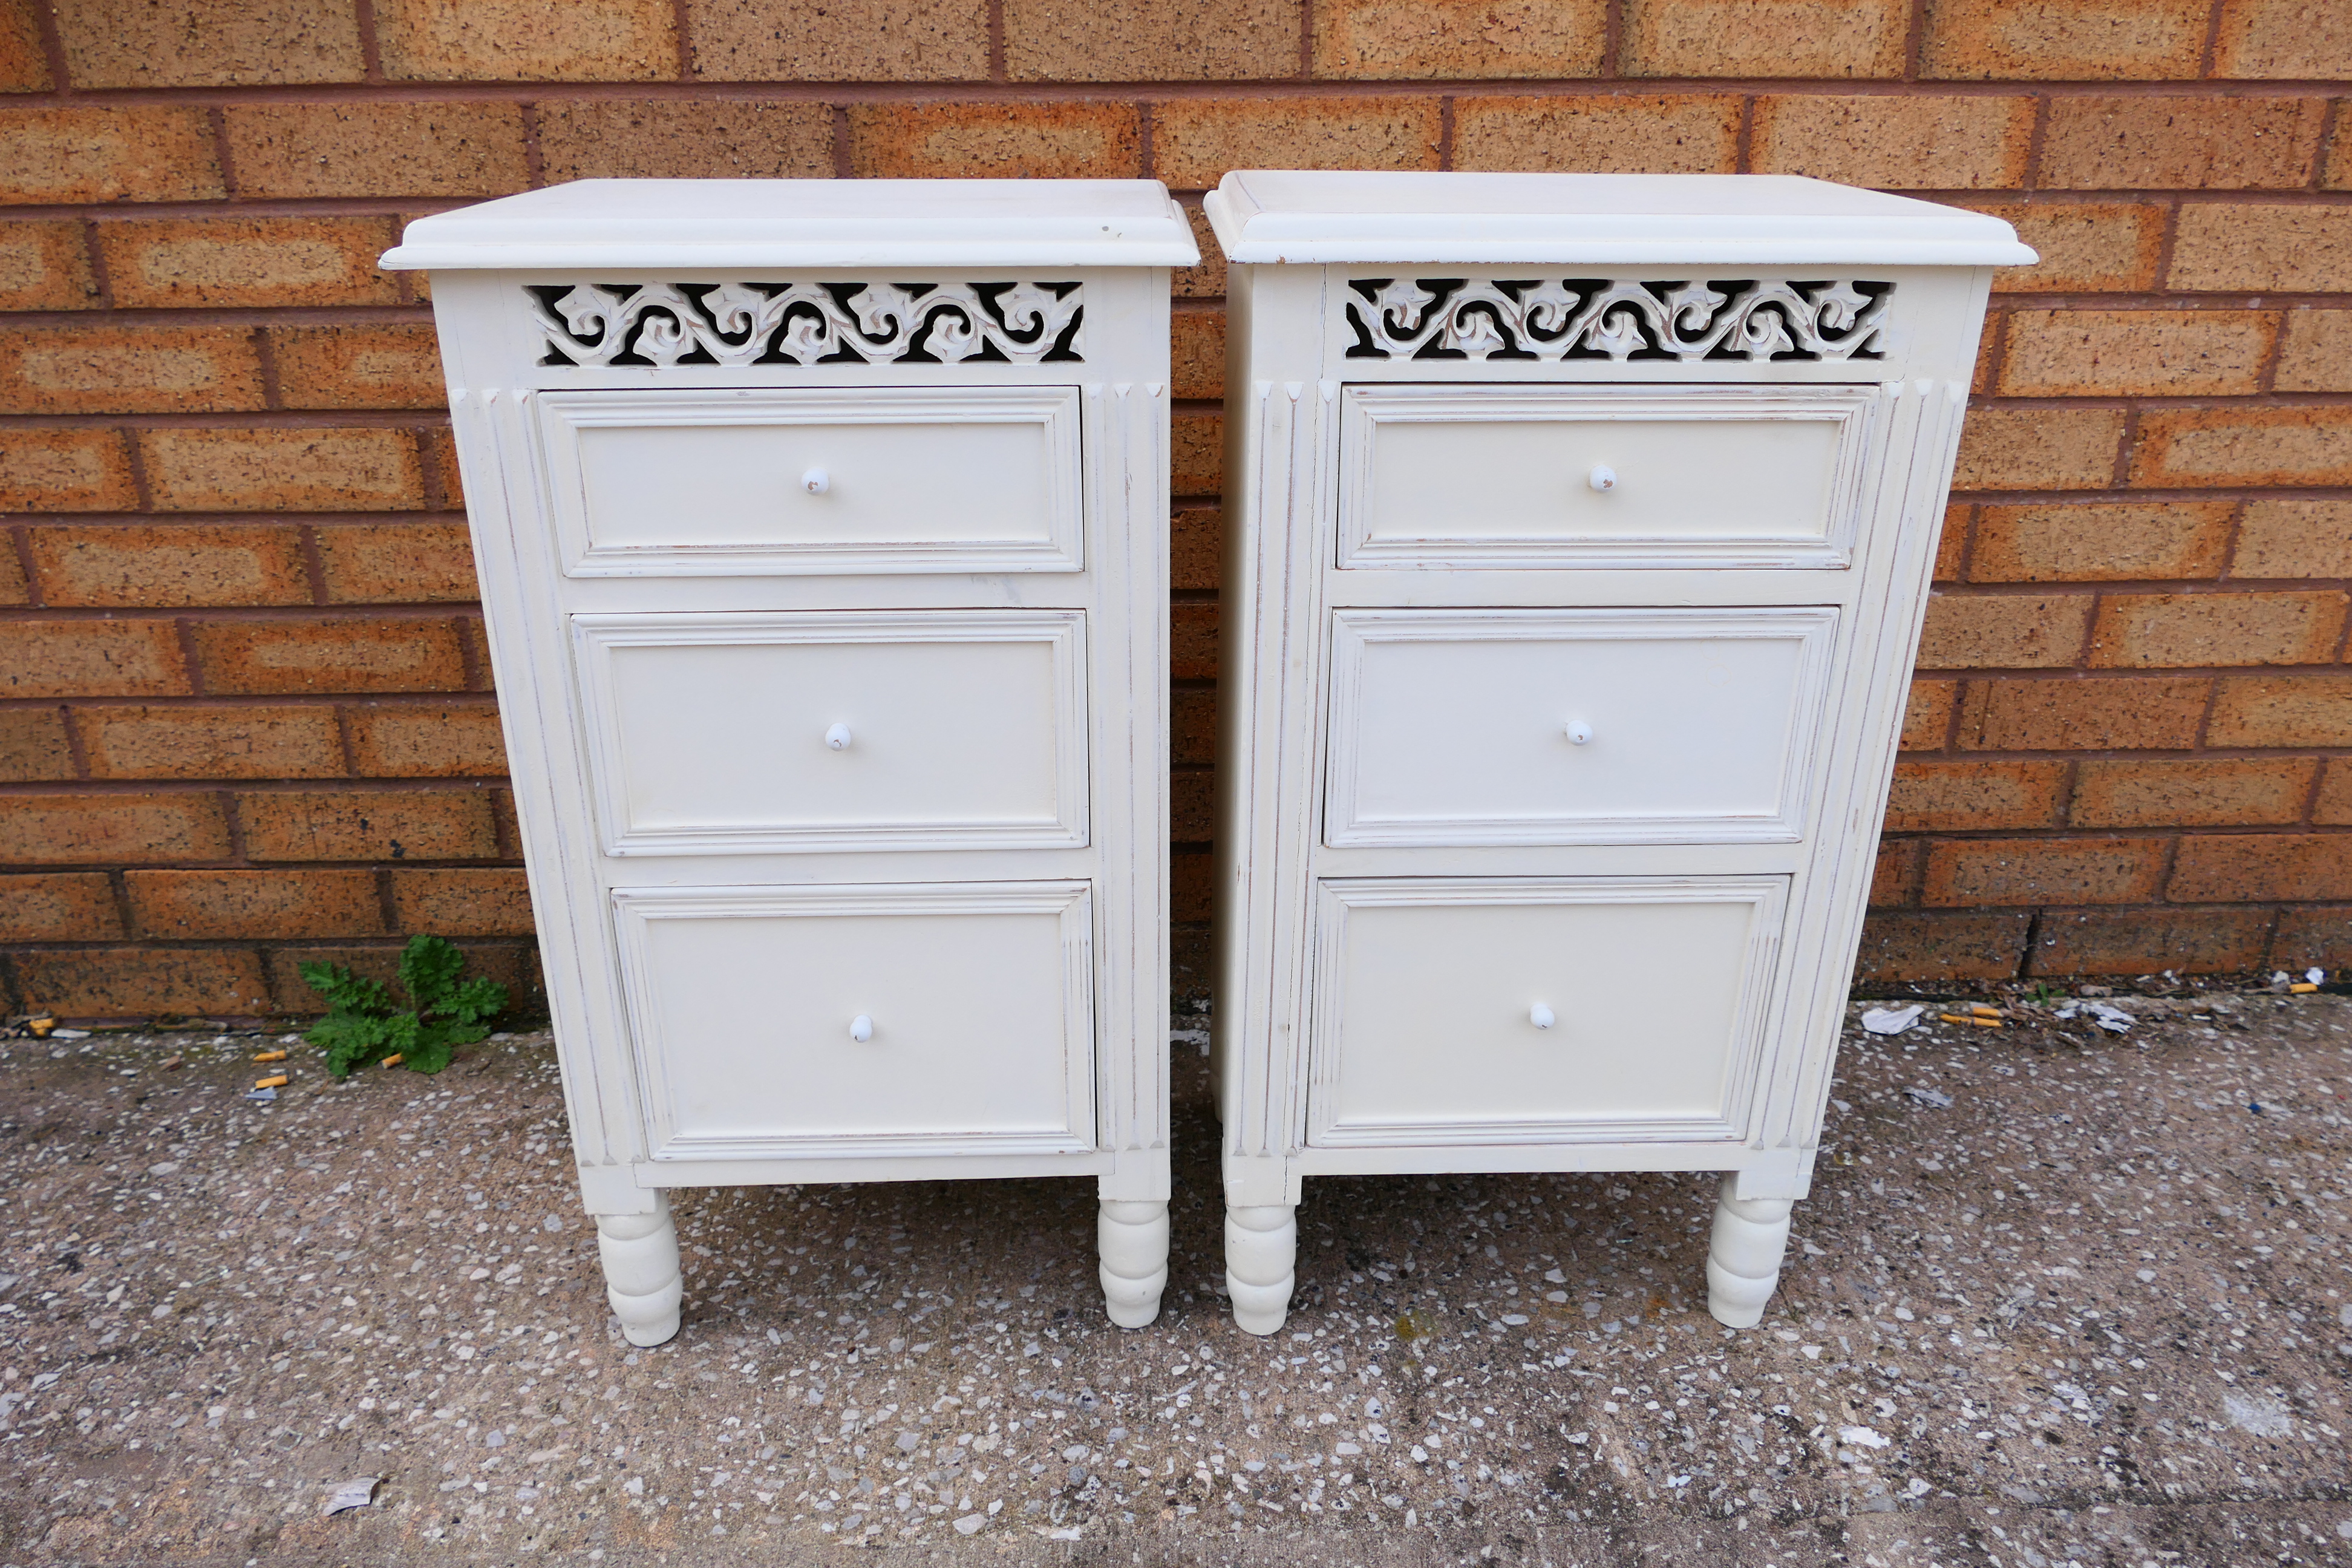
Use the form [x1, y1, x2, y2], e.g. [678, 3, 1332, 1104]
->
[299, 935, 509, 1077]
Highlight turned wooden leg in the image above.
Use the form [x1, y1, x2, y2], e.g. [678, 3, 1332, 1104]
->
[596, 1190, 682, 1347]
[1097, 1200, 1169, 1330]
[1706, 1174, 1793, 1330]
[1225, 1203, 1296, 1336]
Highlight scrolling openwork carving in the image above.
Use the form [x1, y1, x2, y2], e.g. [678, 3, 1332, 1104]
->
[529, 281, 1084, 367]
[1343, 278, 1892, 363]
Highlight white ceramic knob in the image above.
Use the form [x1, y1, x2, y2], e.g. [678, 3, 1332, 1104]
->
[1530, 1004, 1556, 1030]
[849, 1014, 874, 1043]
[825, 723, 852, 751]
[1588, 464, 1616, 492]
[1565, 720, 1593, 746]
[801, 466, 830, 495]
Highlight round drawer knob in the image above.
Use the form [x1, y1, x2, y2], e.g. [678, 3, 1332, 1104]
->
[1565, 720, 1593, 746]
[1588, 465, 1616, 492]
[801, 466, 831, 495]
[825, 723, 853, 751]
[1530, 1004, 1557, 1030]
[849, 1014, 874, 1043]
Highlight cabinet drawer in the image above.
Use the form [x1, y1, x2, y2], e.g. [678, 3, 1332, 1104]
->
[616, 882, 1096, 1161]
[539, 387, 1082, 576]
[573, 610, 1088, 855]
[1305, 877, 1784, 1148]
[1324, 607, 1837, 847]
[1337, 384, 1880, 571]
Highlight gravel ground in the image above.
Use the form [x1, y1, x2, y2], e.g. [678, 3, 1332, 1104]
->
[1, 988, 2350, 1567]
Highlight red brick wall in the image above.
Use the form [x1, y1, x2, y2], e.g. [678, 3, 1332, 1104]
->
[1, 0, 2348, 1018]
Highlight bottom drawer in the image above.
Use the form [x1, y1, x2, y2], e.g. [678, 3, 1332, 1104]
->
[1305, 875, 1785, 1148]
[613, 881, 1096, 1161]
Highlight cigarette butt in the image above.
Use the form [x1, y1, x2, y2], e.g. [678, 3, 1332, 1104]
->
[1937, 1013, 2001, 1028]
[253, 1074, 289, 1089]
[2290, 982, 2319, 994]
[27, 1016, 54, 1038]
[253, 1050, 287, 1062]
[1968, 1004, 2002, 1018]
[381, 1053, 403, 1068]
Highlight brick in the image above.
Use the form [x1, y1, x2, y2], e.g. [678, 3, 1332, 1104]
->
[126, 867, 382, 939]
[1315, 0, 1606, 79]
[1, 0, 47, 90]
[1625, 0, 1906, 77]
[139, 427, 426, 513]
[1171, 769, 1214, 841]
[1748, 96, 2035, 191]
[2171, 834, 2352, 902]
[1170, 312, 1225, 404]
[0, 620, 189, 699]
[1957, 676, 2209, 750]
[2028, 908, 2272, 978]
[0, 323, 266, 417]
[2274, 310, 2352, 394]
[0, 221, 99, 311]
[77, 704, 344, 780]
[224, 103, 529, 201]
[1922, 0, 2210, 80]
[0, 429, 137, 511]
[538, 99, 834, 182]
[2207, 675, 2352, 747]
[2073, 758, 2315, 829]
[268, 940, 538, 1014]
[346, 703, 508, 777]
[2231, 498, 2352, 579]
[1171, 688, 1216, 767]
[1956, 201, 2164, 295]
[1171, 601, 1218, 682]
[11, 949, 269, 1019]
[0, 792, 230, 864]
[1915, 593, 2091, 668]
[1454, 95, 1740, 175]
[28, 523, 310, 607]
[2314, 760, 2352, 824]
[846, 102, 1138, 181]
[0, 544, 21, 605]
[1870, 841, 1918, 906]
[57, 0, 364, 87]
[1175, 203, 1226, 296]
[269, 325, 445, 411]
[1883, 759, 2065, 832]
[376, 0, 676, 80]
[1935, 503, 1967, 583]
[2169, 204, 2352, 292]
[1950, 406, 2126, 491]
[1171, 506, 1221, 592]
[1922, 837, 2166, 906]
[390, 867, 534, 936]
[422, 426, 464, 509]
[315, 521, 478, 604]
[1968, 501, 2233, 584]
[0, 105, 223, 205]
[2090, 591, 2345, 670]
[191, 617, 468, 696]
[1901, 679, 1956, 750]
[689, 0, 987, 80]
[1172, 410, 1222, 496]
[1154, 99, 1443, 191]
[2040, 96, 2325, 191]
[97, 217, 402, 309]
[1997, 310, 2275, 399]
[1005, 0, 1297, 81]
[2130, 408, 2352, 490]
[1854, 910, 2030, 983]
[2213, 0, 2352, 77]
[1171, 850, 1213, 924]
[0, 707, 72, 781]
[236, 787, 498, 862]
[0, 874, 121, 942]
[2269, 906, 2352, 972]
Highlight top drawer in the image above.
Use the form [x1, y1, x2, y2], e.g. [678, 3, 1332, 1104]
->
[538, 387, 1083, 577]
[1337, 383, 1881, 573]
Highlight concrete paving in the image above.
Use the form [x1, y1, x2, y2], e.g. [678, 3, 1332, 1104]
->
[1, 987, 2348, 1566]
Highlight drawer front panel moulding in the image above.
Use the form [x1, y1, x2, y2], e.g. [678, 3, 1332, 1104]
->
[1344, 277, 1893, 364]
[532, 280, 1085, 368]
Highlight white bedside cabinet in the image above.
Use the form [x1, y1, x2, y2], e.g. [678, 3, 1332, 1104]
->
[383, 180, 1195, 1345]
[1203, 172, 2031, 1334]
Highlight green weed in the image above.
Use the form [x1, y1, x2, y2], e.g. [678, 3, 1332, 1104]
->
[299, 935, 509, 1077]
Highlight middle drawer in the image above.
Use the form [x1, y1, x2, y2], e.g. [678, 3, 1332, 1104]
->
[572, 609, 1089, 856]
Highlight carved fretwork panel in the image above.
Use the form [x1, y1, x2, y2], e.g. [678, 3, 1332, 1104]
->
[529, 281, 1085, 367]
[1342, 277, 1893, 364]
